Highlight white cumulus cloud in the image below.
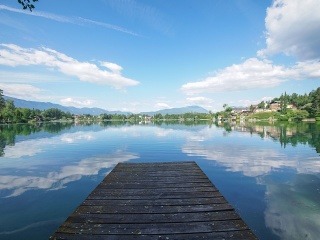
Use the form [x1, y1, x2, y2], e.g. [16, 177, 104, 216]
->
[0, 83, 45, 100]
[258, 0, 320, 60]
[181, 58, 287, 94]
[181, 58, 320, 95]
[60, 98, 95, 108]
[0, 44, 139, 89]
[155, 102, 170, 109]
[100, 62, 123, 74]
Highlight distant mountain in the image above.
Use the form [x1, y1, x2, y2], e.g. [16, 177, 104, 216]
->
[3, 96, 209, 116]
[141, 106, 209, 116]
[3, 96, 130, 115]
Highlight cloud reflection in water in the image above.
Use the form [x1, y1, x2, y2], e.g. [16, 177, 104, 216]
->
[3, 131, 96, 158]
[265, 174, 320, 240]
[0, 150, 139, 197]
[181, 127, 320, 240]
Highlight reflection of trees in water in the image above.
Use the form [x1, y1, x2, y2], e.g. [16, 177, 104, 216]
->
[268, 123, 320, 154]
[309, 124, 320, 153]
[0, 121, 148, 156]
[153, 120, 211, 126]
[1, 121, 319, 156]
[0, 122, 74, 156]
[99, 121, 128, 127]
[0, 125, 17, 156]
[215, 122, 320, 154]
[42, 122, 73, 133]
[0, 135, 6, 157]
[214, 121, 233, 134]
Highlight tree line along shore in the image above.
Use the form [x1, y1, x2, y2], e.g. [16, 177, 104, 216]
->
[0, 87, 319, 124]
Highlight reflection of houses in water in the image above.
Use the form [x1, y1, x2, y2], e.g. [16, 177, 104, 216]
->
[145, 116, 152, 122]
[139, 115, 152, 124]
[74, 114, 82, 126]
[231, 124, 297, 139]
[231, 125, 250, 132]
[251, 125, 297, 139]
[74, 114, 81, 122]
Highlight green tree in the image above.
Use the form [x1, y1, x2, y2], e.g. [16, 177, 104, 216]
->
[63, 111, 73, 120]
[222, 104, 231, 111]
[100, 113, 112, 120]
[0, 89, 5, 110]
[280, 93, 288, 114]
[14, 109, 24, 123]
[288, 110, 309, 121]
[44, 108, 63, 120]
[294, 110, 309, 120]
[0, 90, 5, 122]
[291, 93, 299, 106]
[20, 108, 32, 122]
[310, 87, 320, 117]
[2, 100, 15, 123]
[222, 104, 232, 118]
[257, 101, 265, 109]
[154, 113, 163, 120]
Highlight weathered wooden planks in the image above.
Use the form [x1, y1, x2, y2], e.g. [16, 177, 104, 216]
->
[50, 161, 257, 239]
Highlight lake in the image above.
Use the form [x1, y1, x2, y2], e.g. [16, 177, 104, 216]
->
[0, 121, 319, 240]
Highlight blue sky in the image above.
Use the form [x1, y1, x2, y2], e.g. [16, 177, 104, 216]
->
[0, 0, 319, 113]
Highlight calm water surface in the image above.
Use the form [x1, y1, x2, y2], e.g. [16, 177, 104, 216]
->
[0, 121, 319, 240]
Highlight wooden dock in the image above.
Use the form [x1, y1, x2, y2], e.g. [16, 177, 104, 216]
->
[50, 161, 257, 239]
